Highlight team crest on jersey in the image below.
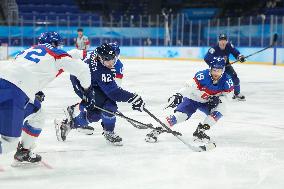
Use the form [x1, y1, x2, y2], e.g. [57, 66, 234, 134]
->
[209, 48, 215, 54]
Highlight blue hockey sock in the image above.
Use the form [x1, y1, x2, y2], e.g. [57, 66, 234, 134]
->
[101, 113, 116, 132]
[73, 111, 89, 128]
[234, 85, 240, 95]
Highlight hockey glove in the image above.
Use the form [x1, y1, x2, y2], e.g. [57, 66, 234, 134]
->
[238, 55, 246, 63]
[167, 93, 183, 108]
[83, 87, 96, 111]
[128, 94, 145, 112]
[35, 91, 45, 102]
[207, 96, 221, 111]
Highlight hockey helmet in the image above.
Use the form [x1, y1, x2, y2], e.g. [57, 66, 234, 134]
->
[96, 43, 116, 61]
[210, 57, 226, 70]
[108, 42, 120, 56]
[38, 31, 63, 47]
[218, 33, 227, 41]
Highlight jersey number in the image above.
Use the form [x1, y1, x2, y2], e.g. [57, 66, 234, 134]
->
[24, 48, 47, 63]
[196, 73, 204, 81]
[102, 74, 113, 82]
[226, 79, 234, 88]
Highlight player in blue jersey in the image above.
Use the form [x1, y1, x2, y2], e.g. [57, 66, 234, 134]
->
[204, 33, 246, 101]
[67, 43, 125, 135]
[145, 57, 234, 143]
[55, 43, 145, 146]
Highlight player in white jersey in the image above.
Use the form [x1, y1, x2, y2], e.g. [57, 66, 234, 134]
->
[0, 32, 92, 163]
[145, 57, 234, 143]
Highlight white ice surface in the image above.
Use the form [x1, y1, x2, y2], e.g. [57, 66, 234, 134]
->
[1, 59, 284, 189]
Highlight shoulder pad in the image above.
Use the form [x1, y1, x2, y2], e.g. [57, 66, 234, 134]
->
[209, 48, 215, 54]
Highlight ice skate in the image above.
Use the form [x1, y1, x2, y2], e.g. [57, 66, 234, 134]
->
[102, 131, 123, 146]
[193, 123, 211, 143]
[232, 93, 246, 101]
[145, 127, 163, 143]
[55, 106, 76, 141]
[12, 143, 42, 166]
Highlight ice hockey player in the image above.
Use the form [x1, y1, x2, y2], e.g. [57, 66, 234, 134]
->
[204, 33, 246, 101]
[67, 42, 124, 135]
[55, 43, 145, 146]
[0, 31, 92, 164]
[145, 57, 234, 143]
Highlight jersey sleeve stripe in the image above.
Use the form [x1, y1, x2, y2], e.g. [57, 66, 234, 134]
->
[44, 47, 71, 59]
[115, 73, 123, 79]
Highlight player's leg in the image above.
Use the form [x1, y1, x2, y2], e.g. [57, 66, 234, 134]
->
[74, 103, 95, 135]
[145, 97, 199, 143]
[0, 79, 28, 155]
[14, 106, 44, 163]
[55, 102, 100, 141]
[225, 65, 245, 100]
[193, 101, 226, 142]
[101, 101, 122, 146]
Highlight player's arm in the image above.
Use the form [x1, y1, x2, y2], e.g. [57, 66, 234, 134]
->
[228, 43, 245, 62]
[69, 75, 85, 99]
[98, 79, 134, 102]
[67, 49, 87, 60]
[98, 79, 145, 112]
[204, 48, 215, 66]
[57, 56, 91, 89]
[114, 59, 124, 87]
[167, 78, 199, 108]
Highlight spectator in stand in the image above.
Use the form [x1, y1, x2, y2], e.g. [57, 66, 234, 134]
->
[74, 28, 90, 50]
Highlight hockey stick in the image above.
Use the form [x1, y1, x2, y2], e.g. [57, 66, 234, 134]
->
[92, 104, 180, 135]
[229, 33, 278, 65]
[67, 102, 148, 130]
[117, 111, 148, 129]
[143, 107, 216, 152]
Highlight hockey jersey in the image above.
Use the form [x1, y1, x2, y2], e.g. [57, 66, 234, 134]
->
[204, 42, 240, 65]
[179, 69, 234, 103]
[0, 44, 91, 100]
[68, 49, 124, 86]
[86, 52, 132, 102]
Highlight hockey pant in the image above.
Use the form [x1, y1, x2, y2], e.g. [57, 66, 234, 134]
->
[0, 79, 29, 154]
[166, 97, 226, 128]
[73, 86, 118, 132]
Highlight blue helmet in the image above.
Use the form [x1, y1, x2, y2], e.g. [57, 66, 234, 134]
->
[38, 31, 63, 47]
[108, 42, 120, 56]
[210, 57, 226, 70]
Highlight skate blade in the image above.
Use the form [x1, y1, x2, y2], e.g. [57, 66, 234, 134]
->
[193, 137, 210, 144]
[11, 160, 40, 168]
[11, 160, 53, 169]
[232, 98, 246, 102]
[54, 119, 63, 142]
[106, 140, 123, 146]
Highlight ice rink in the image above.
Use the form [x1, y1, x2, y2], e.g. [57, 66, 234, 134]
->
[1, 59, 284, 189]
